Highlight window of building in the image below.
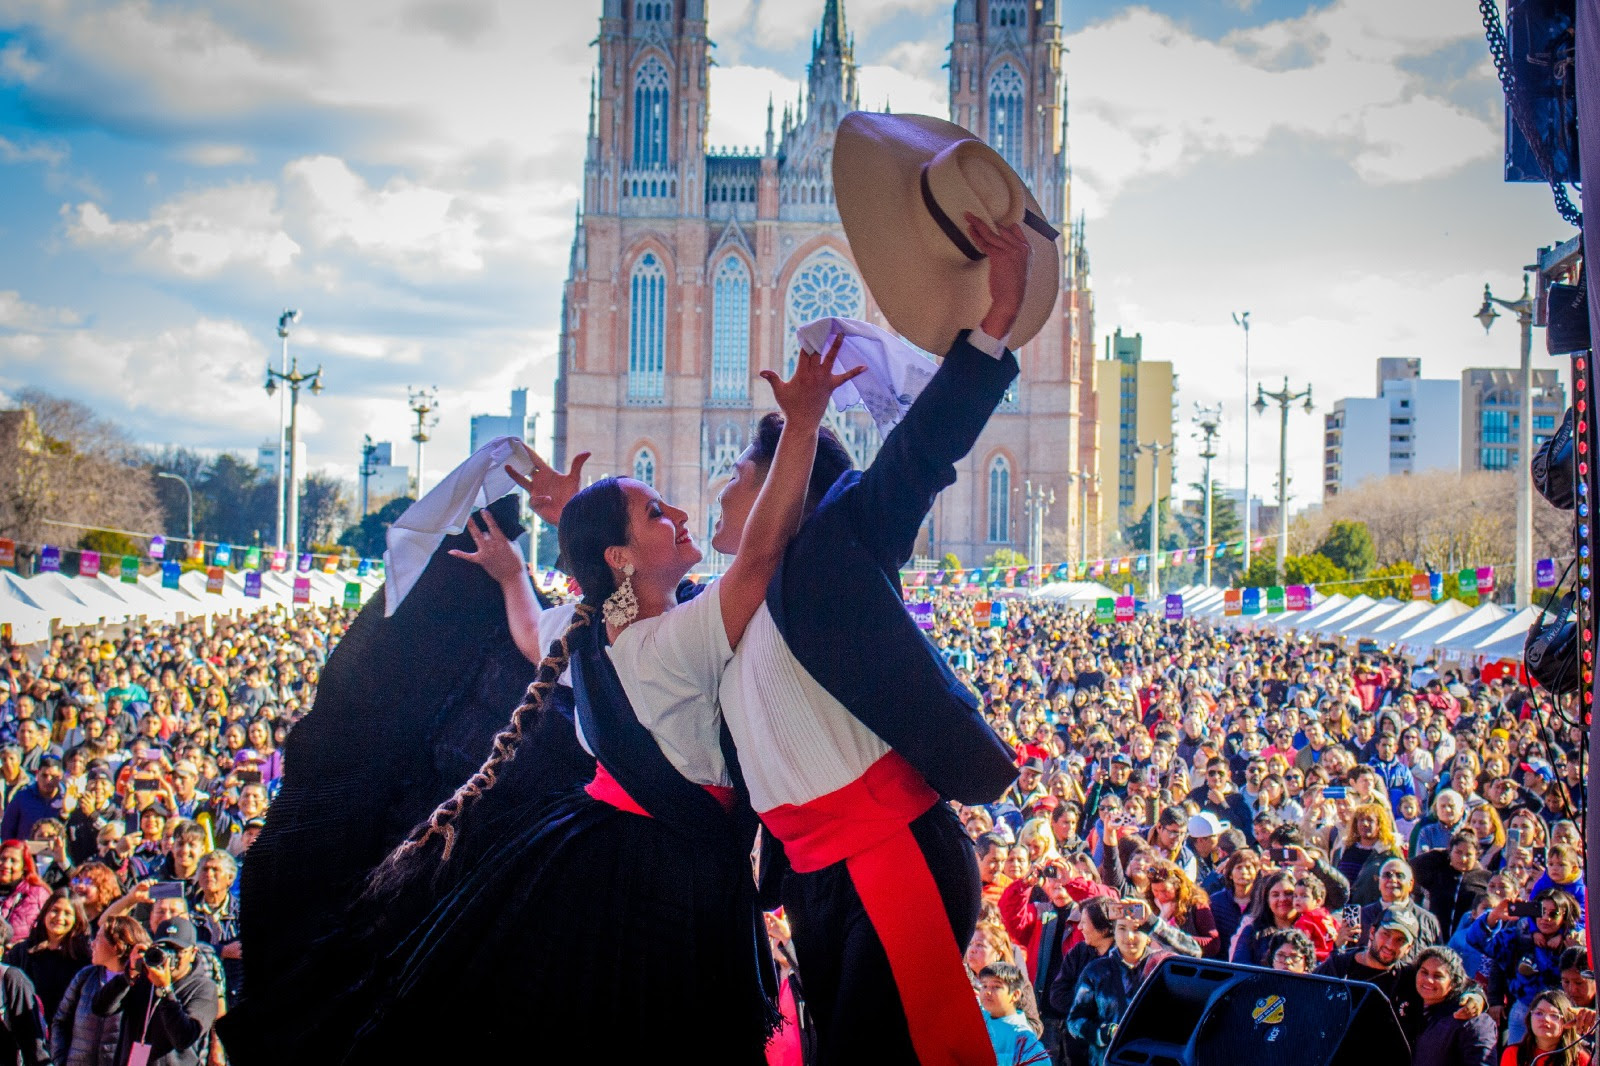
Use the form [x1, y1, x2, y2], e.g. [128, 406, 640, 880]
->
[1481, 408, 1510, 444]
[628, 252, 667, 401]
[1482, 446, 1510, 471]
[710, 256, 750, 403]
[987, 64, 1026, 173]
[784, 248, 865, 374]
[632, 58, 670, 170]
[989, 0, 1026, 27]
[1535, 414, 1556, 431]
[635, 1, 669, 19]
[988, 455, 1011, 543]
[632, 447, 657, 488]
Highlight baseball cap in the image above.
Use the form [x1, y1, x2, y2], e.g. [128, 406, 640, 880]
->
[1020, 758, 1045, 774]
[1187, 812, 1228, 838]
[1110, 753, 1132, 766]
[1378, 906, 1420, 942]
[153, 917, 197, 950]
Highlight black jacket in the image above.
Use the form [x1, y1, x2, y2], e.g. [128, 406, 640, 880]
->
[1409, 999, 1497, 1066]
[1412, 849, 1491, 936]
[0, 965, 48, 1066]
[767, 334, 1020, 805]
[93, 966, 218, 1066]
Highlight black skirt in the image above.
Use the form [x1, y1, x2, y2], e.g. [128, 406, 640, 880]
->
[222, 787, 775, 1065]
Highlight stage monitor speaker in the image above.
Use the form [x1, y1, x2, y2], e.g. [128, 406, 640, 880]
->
[1104, 956, 1409, 1066]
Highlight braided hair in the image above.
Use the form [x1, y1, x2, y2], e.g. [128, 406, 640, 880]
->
[369, 479, 631, 895]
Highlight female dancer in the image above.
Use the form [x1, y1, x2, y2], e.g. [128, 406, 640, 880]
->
[331, 342, 856, 1063]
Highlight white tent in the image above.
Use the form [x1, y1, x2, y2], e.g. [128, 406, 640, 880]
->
[1378, 599, 1474, 645]
[32, 572, 136, 625]
[1398, 602, 1509, 658]
[96, 574, 181, 622]
[0, 577, 52, 643]
[1351, 599, 1438, 641]
[1031, 581, 1120, 605]
[0, 572, 101, 628]
[1329, 597, 1404, 639]
[1261, 592, 1347, 633]
[1458, 606, 1543, 659]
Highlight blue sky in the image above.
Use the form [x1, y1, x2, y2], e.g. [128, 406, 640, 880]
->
[0, 0, 1573, 516]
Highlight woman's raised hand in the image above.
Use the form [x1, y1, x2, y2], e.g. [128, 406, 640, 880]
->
[759, 332, 863, 430]
[505, 442, 589, 525]
[447, 508, 528, 587]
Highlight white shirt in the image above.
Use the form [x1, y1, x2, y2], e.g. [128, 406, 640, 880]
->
[721, 603, 891, 812]
[542, 587, 733, 789]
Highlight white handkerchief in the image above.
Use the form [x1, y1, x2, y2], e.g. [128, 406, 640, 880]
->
[795, 317, 938, 439]
[383, 436, 533, 616]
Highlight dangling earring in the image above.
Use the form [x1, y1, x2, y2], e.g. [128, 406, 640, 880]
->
[603, 563, 638, 628]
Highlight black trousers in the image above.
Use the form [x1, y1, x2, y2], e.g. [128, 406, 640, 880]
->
[782, 802, 982, 1065]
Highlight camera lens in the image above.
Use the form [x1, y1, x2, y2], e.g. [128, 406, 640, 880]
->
[143, 945, 170, 968]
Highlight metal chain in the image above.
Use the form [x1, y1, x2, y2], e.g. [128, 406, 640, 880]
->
[1480, 0, 1583, 228]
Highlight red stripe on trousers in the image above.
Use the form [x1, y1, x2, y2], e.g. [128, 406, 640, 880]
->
[762, 752, 996, 1066]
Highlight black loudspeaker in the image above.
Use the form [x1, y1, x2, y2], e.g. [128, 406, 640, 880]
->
[1104, 957, 1409, 1066]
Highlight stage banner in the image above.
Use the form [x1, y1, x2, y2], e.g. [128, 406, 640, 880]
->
[343, 581, 363, 609]
[40, 546, 60, 572]
[293, 576, 311, 604]
[161, 561, 180, 589]
[1095, 598, 1115, 624]
[1223, 589, 1242, 616]
[1266, 586, 1285, 614]
[974, 601, 993, 628]
[1114, 596, 1135, 623]
[79, 551, 100, 579]
[906, 602, 934, 631]
[1458, 568, 1479, 605]
[120, 556, 138, 583]
[1411, 573, 1431, 600]
[1537, 558, 1557, 588]
[1164, 594, 1184, 621]
[244, 572, 262, 599]
[205, 567, 224, 594]
[1241, 588, 1261, 616]
[148, 536, 165, 560]
[1286, 585, 1311, 611]
[271, 551, 287, 572]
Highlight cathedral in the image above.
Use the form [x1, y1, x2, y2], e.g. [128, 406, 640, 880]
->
[553, 0, 1100, 568]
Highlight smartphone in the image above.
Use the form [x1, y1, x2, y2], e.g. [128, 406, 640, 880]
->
[1270, 847, 1294, 863]
[23, 841, 48, 856]
[1506, 828, 1523, 848]
[132, 776, 161, 792]
[1145, 767, 1159, 787]
[236, 769, 262, 785]
[1508, 901, 1541, 919]
[1340, 904, 1361, 929]
[1123, 901, 1148, 923]
[1102, 902, 1127, 921]
[1323, 786, 1347, 800]
[148, 882, 185, 901]
[1100, 756, 1113, 775]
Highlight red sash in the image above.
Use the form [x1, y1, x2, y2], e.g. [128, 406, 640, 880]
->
[761, 753, 995, 1066]
[586, 763, 735, 816]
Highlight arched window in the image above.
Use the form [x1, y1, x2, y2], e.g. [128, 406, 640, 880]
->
[633, 447, 657, 488]
[988, 455, 1011, 543]
[988, 64, 1025, 173]
[632, 58, 670, 170]
[628, 252, 667, 401]
[635, 0, 669, 19]
[784, 248, 864, 374]
[711, 256, 750, 403]
[989, 0, 1026, 27]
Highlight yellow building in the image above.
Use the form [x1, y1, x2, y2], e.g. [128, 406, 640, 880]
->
[1094, 329, 1174, 532]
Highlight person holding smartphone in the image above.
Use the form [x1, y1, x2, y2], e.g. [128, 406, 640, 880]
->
[1066, 901, 1171, 1066]
[1472, 888, 1582, 1044]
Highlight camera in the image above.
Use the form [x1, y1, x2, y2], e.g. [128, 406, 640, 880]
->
[142, 944, 179, 971]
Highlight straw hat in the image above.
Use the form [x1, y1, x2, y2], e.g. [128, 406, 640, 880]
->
[833, 111, 1062, 356]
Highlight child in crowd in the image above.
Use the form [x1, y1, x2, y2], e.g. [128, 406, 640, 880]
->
[978, 962, 1049, 1066]
[1293, 876, 1339, 962]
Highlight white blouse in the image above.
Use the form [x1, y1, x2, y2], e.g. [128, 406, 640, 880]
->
[542, 585, 733, 789]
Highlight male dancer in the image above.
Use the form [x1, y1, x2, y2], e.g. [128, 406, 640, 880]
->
[709, 112, 1057, 1064]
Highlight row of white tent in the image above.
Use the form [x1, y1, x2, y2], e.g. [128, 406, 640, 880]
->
[0, 567, 385, 644]
[1165, 584, 1541, 664]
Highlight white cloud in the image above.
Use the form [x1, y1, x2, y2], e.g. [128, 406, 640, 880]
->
[0, 291, 81, 331]
[0, 135, 66, 167]
[707, 66, 800, 150]
[63, 181, 301, 278]
[177, 143, 257, 167]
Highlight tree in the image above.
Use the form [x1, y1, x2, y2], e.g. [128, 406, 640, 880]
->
[941, 552, 962, 573]
[1357, 560, 1415, 599]
[984, 547, 1028, 569]
[1316, 520, 1376, 578]
[196, 453, 273, 545]
[338, 496, 415, 560]
[299, 473, 351, 548]
[1241, 553, 1279, 588]
[1284, 553, 1347, 588]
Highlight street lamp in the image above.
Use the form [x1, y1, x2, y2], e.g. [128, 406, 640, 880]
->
[1476, 275, 1535, 608]
[1022, 480, 1055, 585]
[155, 472, 194, 542]
[265, 352, 324, 564]
[408, 387, 440, 497]
[1137, 441, 1171, 601]
[273, 310, 299, 552]
[1254, 377, 1314, 581]
[1233, 311, 1253, 574]
[1193, 404, 1222, 587]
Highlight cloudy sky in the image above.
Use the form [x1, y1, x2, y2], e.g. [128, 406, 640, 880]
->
[0, 0, 1575, 515]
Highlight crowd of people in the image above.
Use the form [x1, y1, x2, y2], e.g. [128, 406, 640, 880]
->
[0, 603, 345, 1065]
[921, 591, 1592, 1066]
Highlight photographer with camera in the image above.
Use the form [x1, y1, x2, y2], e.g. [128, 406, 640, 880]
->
[92, 916, 217, 1066]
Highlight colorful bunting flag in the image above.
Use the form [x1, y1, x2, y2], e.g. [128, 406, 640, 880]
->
[205, 567, 224, 594]
[161, 561, 181, 589]
[120, 556, 138, 584]
[40, 546, 59, 572]
[244, 572, 262, 599]
[79, 551, 100, 579]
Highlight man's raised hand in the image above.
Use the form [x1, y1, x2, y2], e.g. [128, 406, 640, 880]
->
[506, 443, 589, 525]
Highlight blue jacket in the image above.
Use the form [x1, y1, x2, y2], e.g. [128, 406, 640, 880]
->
[0, 786, 60, 842]
[985, 1011, 1047, 1066]
[767, 333, 1020, 805]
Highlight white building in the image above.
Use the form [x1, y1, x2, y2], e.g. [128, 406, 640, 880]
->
[256, 439, 307, 476]
[1323, 358, 1459, 498]
[362, 441, 411, 512]
[470, 389, 538, 457]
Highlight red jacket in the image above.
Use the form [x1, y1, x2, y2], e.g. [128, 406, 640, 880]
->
[998, 875, 1116, 982]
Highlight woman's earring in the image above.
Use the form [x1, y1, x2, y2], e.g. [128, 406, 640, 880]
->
[603, 563, 638, 628]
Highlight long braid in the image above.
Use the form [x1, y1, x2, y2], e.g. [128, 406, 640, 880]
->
[367, 605, 596, 896]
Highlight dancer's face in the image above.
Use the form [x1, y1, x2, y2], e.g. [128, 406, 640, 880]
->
[711, 447, 763, 556]
[608, 480, 702, 590]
